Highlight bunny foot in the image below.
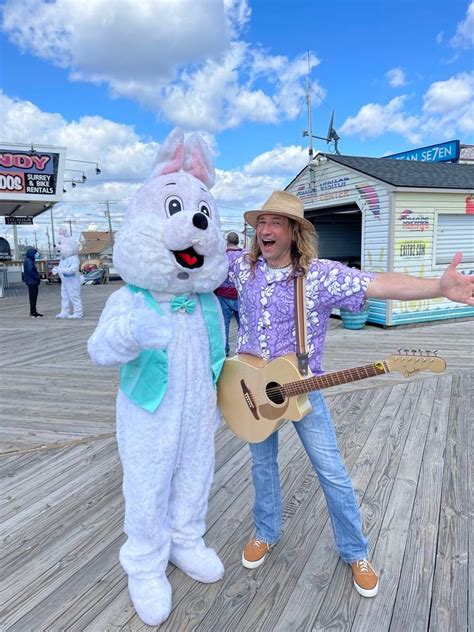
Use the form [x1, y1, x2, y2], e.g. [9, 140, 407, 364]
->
[128, 574, 172, 626]
[56, 312, 69, 319]
[68, 314, 83, 319]
[170, 541, 224, 583]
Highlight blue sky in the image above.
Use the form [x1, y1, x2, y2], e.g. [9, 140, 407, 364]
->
[0, 0, 473, 248]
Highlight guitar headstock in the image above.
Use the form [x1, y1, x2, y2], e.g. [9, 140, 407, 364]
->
[386, 350, 446, 377]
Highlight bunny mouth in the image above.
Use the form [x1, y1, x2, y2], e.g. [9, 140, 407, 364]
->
[172, 246, 204, 269]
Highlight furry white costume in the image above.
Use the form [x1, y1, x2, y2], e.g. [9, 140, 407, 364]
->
[87, 128, 228, 626]
[52, 228, 83, 319]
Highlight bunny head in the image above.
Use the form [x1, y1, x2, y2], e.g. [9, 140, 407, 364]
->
[56, 228, 79, 258]
[113, 128, 228, 295]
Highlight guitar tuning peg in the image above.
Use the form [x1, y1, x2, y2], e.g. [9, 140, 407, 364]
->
[433, 350, 438, 355]
[411, 349, 417, 355]
[404, 348, 410, 354]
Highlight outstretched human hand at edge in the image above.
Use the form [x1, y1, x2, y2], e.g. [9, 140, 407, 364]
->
[439, 252, 474, 306]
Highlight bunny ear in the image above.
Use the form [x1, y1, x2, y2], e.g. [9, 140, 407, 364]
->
[151, 127, 185, 176]
[183, 133, 216, 189]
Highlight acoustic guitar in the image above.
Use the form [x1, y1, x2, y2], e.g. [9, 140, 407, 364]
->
[217, 352, 446, 443]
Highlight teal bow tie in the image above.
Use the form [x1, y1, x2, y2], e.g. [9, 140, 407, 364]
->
[170, 295, 196, 314]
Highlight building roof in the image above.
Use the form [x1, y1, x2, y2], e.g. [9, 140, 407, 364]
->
[324, 154, 474, 189]
[79, 231, 115, 256]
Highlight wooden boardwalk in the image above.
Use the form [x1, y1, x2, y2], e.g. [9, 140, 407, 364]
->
[1, 282, 472, 632]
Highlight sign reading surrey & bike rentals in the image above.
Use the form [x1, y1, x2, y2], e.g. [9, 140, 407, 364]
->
[0, 144, 66, 202]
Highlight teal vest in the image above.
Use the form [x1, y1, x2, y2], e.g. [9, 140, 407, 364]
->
[120, 285, 225, 413]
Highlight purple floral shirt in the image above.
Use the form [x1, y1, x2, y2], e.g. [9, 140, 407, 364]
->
[229, 254, 375, 375]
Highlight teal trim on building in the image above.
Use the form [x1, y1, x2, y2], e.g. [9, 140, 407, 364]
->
[391, 305, 474, 325]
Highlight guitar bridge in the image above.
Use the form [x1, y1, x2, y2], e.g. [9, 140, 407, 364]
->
[240, 379, 259, 420]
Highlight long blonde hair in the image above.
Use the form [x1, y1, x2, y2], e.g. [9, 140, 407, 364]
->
[247, 218, 318, 276]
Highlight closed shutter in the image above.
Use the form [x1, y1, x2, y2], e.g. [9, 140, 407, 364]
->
[436, 214, 474, 264]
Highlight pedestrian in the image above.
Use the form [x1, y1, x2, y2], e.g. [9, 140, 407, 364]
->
[23, 247, 43, 318]
[227, 190, 474, 598]
[215, 231, 242, 356]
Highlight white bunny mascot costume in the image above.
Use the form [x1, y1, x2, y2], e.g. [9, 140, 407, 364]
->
[52, 228, 83, 318]
[87, 128, 228, 626]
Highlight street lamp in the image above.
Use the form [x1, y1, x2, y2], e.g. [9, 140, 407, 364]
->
[64, 168, 87, 182]
[66, 158, 101, 175]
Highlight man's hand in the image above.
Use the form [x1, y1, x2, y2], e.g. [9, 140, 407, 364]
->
[439, 252, 474, 306]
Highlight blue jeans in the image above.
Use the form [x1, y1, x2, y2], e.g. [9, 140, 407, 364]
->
[217, 296, 239, 355]
[249, 391, 368, 563]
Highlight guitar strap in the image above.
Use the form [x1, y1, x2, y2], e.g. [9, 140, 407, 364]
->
[294, 274, 309, 376]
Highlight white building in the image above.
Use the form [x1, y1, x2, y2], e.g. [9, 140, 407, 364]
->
[286, 154, 474, 326]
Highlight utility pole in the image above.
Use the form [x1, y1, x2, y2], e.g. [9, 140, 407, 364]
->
[34, 232, 38, 249]
[46, 227, 52, 259]
[103, 201, 115, 249]
[12, 223, 19, 260]
[66, 219, 74, 235]
[50, 208, 56, 248]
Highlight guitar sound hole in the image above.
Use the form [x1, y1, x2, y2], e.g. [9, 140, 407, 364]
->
[266, 381, 285, 405]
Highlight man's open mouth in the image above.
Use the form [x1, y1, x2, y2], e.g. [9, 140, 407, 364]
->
[172, 246, 204, 270]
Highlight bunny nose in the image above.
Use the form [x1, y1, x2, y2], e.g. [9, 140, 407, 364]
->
[193, 213, 208, 230]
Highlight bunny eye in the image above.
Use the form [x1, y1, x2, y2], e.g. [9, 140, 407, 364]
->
[199, 201, 210, 217]
[165, 195, 183, 216]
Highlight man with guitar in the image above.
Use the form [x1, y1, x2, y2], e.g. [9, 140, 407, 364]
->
[224, 190, 474, 599]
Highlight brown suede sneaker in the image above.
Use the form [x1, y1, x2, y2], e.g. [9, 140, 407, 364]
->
[351, 559, 379, 597]
[242, 538, 270, 569]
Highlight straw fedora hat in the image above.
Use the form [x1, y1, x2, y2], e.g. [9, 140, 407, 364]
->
[244, 190, 314, 230]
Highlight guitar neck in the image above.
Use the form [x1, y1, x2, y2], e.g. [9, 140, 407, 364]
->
[282, 361, 389, 397]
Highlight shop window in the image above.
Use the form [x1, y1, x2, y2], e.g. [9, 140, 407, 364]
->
[435, 213, 474, 265]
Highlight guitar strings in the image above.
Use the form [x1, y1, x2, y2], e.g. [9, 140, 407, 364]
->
[233, 357, 435, 405]
[243, 367, 385, 404]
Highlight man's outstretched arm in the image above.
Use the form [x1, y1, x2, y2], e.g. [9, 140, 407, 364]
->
[366, 252, 474, 306]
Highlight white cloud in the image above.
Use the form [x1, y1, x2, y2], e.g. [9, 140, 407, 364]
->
[244, 145, 308, 176]
[0, 92, 158, 179]
[340, 96, 422, 144]
[422, 72, 474, 114]
[223, 0, 251, 37]
[1, 0, 230, 82]
[386, 68, 407, 88]
[450, 1, 474, 49]
[1, 1, 320, 133]
[341, 70, 474, 145]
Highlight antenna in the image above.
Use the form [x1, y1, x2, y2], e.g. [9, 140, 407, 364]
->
[326, 111, 334, 144]
[305, 51, 313, 161]
[327, 110, 341, 155]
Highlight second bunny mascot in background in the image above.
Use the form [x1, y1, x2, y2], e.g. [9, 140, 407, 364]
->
[88, 128, 228, 626]
[52, 228, 83, 318]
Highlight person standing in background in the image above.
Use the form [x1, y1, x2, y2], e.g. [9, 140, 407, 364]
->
[215, 231, 242, 356]
[23, 247, 43, 318]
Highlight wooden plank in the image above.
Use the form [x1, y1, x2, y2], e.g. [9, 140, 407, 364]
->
[388, 374, 453, 631]
[312, 379, 425, 630]
[273, 381, 402, 631]
[429, 372, 470, 632]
